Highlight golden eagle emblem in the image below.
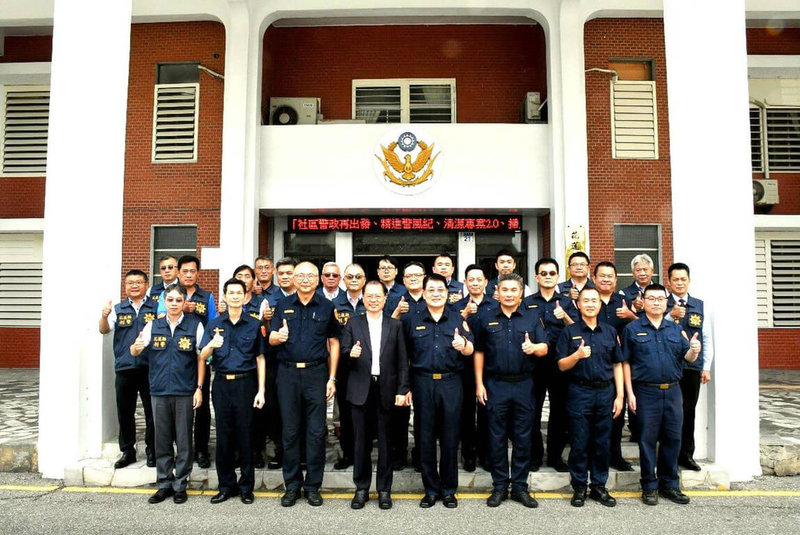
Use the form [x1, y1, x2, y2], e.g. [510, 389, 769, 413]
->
[376, 132, 440, 188]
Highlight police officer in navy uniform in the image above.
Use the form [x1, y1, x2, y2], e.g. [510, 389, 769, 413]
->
[254, 256, 279, 299]
[557, 252, 594, 301]
[486, 249, 533, 299]
[148, 255, 178, 304]
[475, 273, 547, 508]
[666, 263, 713, 472]
[556, 287, 624, 508]
[331, 263, 368, 470]
[403, 273, 474, 508]
[454, 264, 496, 472]
[200, 278, 266, 505]
[269, 261, 339, 507]
[377, 255, 406, 301]
[522, 257, 579, 472]
[99, 269, 158, 469]
[619, 254, 656, 319]
[158, 255, 217, 469]
[594, 261, 636, 472]
[433, 253, 464, 305]
[622, 283, 701, 506]
[131, 284, 205, 504]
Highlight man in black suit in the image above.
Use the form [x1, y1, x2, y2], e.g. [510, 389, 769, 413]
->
[341, 280, 410, 510]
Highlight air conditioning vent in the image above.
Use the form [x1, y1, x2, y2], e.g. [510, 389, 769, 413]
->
[753, 179, 779, 205]
[268, 97, 320, 125]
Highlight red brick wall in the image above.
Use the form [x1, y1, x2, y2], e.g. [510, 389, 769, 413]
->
[120, 22, 225, 299]
[0, 35, 52, 63]
[540, 213, 551, 258]
[263, 24, 547, 123]
[0, 328, 40, 367]
[584, 19, 673, 279]
[759, 329, 800, 368]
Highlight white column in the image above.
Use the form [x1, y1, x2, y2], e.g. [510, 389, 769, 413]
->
[548, 1, 591, 263]
[457, 232, 476, 283]
[335, 232, 353, 270]
[38, 0, 132, 478]
[664, 0, 761, 481]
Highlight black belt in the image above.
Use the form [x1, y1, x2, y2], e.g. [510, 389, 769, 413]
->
[217, 371, 255, 381]
[635, 381, 679, 390]
[416, 371, 456, 380]
[573, 378, 613, 388]
[489, 374, 529, 383]
[280, 359, 326, 369]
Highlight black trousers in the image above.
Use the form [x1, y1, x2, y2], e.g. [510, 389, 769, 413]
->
[115, 368, 154, 456]
[277, 362, 327, 492]
[351, 377, 393, 492]
[193, 363, 211, 455]
[390, 405, 411, 464]
[253, 360, 283, 459]
[212, 373, 257, 493]
[531, 358, 568, 465]
[460, 363, 488, 462]
[679, 369, 702, 459]
[336, 359, 354, 461]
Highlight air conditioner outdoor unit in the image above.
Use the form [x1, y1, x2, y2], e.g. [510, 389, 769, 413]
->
[269, 97, 320, 125]
[753, 179, 779, 205]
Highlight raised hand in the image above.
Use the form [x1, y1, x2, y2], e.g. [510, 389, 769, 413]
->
[132, 331, 145, 354]
[553, 300, 566, 320]
[102, 300, 113, 318]
[452, 328, 466, 352]
[575, 339, 591, 359]
[670, 301, 686, 319]
[689, 332, 701, 354]
[209, 332, 224, 349]
[350, 340, 362, 358]
[217, 297, 227, 314]
[275, 319, 289, 343]
[521, 332, 536, 355]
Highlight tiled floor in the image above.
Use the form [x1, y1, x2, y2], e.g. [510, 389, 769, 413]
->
[3, 368, 800, 450]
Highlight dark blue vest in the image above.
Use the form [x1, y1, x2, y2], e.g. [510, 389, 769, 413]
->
[147, 315, 201, 396]
[112, 298, 158, 371]
[666, 294, 706, 370]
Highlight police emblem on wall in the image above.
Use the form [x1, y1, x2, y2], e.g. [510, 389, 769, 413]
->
[374, 128, 442, 195]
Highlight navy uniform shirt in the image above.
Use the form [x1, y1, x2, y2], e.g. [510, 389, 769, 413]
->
[270, 292, 338, 363]
[446, 278, 464, 305]
[402, 306, 474, 374]
[666, 294, 706, 370]
[597, 292, 630, 336]
[386, 290, 427, 319]
[146, 314, 203, 396]
[556, 320, 622, 382]
[557, 279, 595, 296]
[332, 292, 366, 330]
[620, 316, 690, 384]
[148, 280, 177, 304]
[200, 312, 264, 374]
[473, 305, 546, 376]
[619, 282, 647, 318]
[111, 297, 158, 371]
[522, 291, 580, 349]
[243, 293, 266, 321]
[453, 294, 498, 333]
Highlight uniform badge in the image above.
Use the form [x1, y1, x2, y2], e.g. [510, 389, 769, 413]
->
[284, 309, 295, 314]
[337, 311, 351, 326]
[488, 321, 499, 326]
[689, 313, 702, 327]
[374, 129, 441, 195]
[448, 293, 461, 304]
[178, 337, 193, 351]
[143, 312, 155, 323]
[636, 332, 648, 336]
[572, 336, 583, 340]
[152, 335, 167, 348]
[118, 314, 133, 326]
[249, 312, 260, 320]
[151, 294, 160, 303]
[415, 325, 427, 331]
[527, 304, 539, 309]
[195, 302, 207, 315]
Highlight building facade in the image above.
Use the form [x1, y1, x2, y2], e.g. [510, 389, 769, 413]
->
[1, 0, 795, 481]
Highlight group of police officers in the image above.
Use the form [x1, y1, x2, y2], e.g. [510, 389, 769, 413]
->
[100, 248, 712, 509]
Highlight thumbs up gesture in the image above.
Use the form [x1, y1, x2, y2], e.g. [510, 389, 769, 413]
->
[209, 331, 225, 349]
[689, 332, 701, 353]
[452, 328, 466, 352]
[569, 286, 579, 301]
[576, 339, 591, 359]
[275, 319, 290, 343]
[184, 299, 196, 313]
[102, 300, 113, 318]
[553, 300, 566, 320]
[397, 296, 409, 314]
[521, 332, 536, 355]
[670, 302, 686, 319]
[350, 340, 362, 358]
[132, 331, 145, 354]
[263, 301, 274, 321]
[217, 297, 227, 314]
[616, 299, 635, 320]
[633, 291, 644, 311]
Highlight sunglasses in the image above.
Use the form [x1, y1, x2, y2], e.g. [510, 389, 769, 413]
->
[538, 271, 557, 277]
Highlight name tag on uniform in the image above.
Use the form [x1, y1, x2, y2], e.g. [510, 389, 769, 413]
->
[636, 332, 648, 336]
[152, 336, 167, 348]
[415, 326, 427, 331]
[527, 304, 539, 309]
[117, 314, 133, 326]
[284, 309, 295, 314]
[572, 336, 583, 340]
[488, 321, 499, 326]
[249, 312, 260, 319]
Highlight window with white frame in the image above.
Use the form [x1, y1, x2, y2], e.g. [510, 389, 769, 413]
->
[756, 233, 800, 328]
[750, 107, 800, 173]
[352, 79, 456, 124]
[152, 63, 200, 163]
[614, 224, 661, 288]
[609, 60, 658, 160]
[151, 226, 197, 285]
[1, 85, 50, 175]
[0, 233, 43, 327]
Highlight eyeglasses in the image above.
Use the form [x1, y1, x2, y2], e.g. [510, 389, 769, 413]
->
[644, 296, 666, 303]
[378, 266, 396, 271]
[404, 273, 424, 279]
[538, 271, 557, 277]
[125, 280, 146, 286]
[596, 274, 616, 280]
[256, 266, 272, 271]
[160, 265, 176, 270]
[322, 273, 340, 278]
[294, 274, 315, 281]
[569, 263, 588, 268]
[344, 274, 364, 280]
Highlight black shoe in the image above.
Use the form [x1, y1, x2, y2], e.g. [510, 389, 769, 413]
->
[419, 494, 438, 508]
[486, 488, 508, 507]
[210, 490, 240, 504]
[547, 459, 569, 473]
[146, 451, 156, 468]
[267, 455, 282, 470]
[529, 460, 542, 472]
[148, 488, 174, 504]
[463, 457, 476, 472]
[378, 491, 392, 510]
[253, 453, 265, 469]
[173, 490, 187, 504]
[589, 486, 616, 507]
[510, 490, 538, 508]
[442, 494, 458, 508]
[641, 489, 658, 506]
[196, 451, 211, 469]
[659, 488, 690, 504]
[114, 452, 136, 469]
[241, 492, 255, 504]
[334, 457, 353, 470]
[305, 489, 323, 506]
[610, 457, 634, 472]
[570, 487, 587, 507]
[678, 456, 701, 471]
[280, 489, 299, 507]
[351, 489, 369, 509]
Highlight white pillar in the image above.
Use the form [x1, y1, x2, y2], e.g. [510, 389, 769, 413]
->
[38, 0, 132, 478]
[664, 0, 761, 481]
[548, 1, 590, 263]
